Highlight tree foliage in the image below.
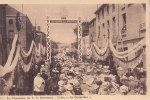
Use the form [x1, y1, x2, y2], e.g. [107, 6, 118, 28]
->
[51, 41, 58, 56]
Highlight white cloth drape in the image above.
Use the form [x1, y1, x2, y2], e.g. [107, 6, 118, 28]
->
[114, 50, 145, 77]
[21, 52, 33, 72]
[109, 39, 145, 58]
[21, 41, 34, 58]
[0, 34, 18, 68]
[93, 39, 108, 56]
[0, 46, 20, 77]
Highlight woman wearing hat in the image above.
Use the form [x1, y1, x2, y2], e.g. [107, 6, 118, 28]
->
[88, 84, 99, 95]
[109, 81, 120, 95]
[119, 85, 129, 95]
[58, 80, 66, 94]
[63, 83, 75, 95]
[72, 79, 82, 95]
[128, 76, 136, 90]
[120, 75, 129, 86]
[98, 81, 110, 95]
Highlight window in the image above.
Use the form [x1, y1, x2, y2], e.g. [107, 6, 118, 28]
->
[121, 13, 126, 34]
[98, 12, 100, 21]
[112, 17, 115, 24]
[99, 26, 100, 33]
[8, 30, 14, 40]
[139, 23, 146, 34]
[122, 34, 126, 38]
[112, 17, 116, 38]
[112, 4, 115, 12]
[140, 29, 146, 33]
[118, 48, 123, 52]
[122, 4, 125, 10]
[123, 42, 127, 46]
[107, 5, 109, 15]
[124, 47, 128, 51]
[114, 45, 116, 49]
[103, 23, 105, 28]
[107, 20, 110, 27]
[128, 4, 133, 7]
[102, 8, 104, 19]
[98, 26, 100, 39]
[9, 19, 13, 24]
[100, 10, 102, 20]
[122, 13, 126, 25]
[140, 23, 145, 29]
[0, 9, 5, 25]
[9, 30, 14, 32]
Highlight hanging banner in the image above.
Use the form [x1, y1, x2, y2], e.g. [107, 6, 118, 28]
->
[93, 39, 108, 56]
[114, 50, 145, 77]
[0, 34, 18, 68]
[21, 41, 34, 58]
[109, 38, 145, 57]
[0, 46, 20, 77]
[21, 52, 33, 72]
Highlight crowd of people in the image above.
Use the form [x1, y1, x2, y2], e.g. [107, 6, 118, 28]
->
[30, 50, 146, 95]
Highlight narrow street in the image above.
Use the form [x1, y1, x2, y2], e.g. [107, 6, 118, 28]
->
[0, 4, 147, 96]
[47, 48, 146, 95]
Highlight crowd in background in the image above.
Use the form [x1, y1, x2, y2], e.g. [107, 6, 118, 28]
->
[5, 50, 146, 95]
[33, 51, 146, 95]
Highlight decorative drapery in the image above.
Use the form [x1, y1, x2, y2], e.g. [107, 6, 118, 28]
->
[86, 36, 146, 76]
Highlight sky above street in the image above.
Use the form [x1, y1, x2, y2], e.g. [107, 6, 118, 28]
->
[10, 4, 97, 43]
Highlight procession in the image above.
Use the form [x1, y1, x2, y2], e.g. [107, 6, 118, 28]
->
[31, 49, 146, 95]
[0, 4, 146, 95]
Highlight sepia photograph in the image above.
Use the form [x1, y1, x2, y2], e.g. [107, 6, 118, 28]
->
[0, 2, 148, 97]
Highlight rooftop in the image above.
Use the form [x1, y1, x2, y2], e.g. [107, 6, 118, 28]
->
[94, 4, 106, 14]
[89, 17, 96, 24]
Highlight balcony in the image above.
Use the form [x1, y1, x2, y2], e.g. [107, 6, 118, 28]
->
[122, 34, 126, 38]
[121, 25, 126, 33]
[140, 23, 145, 29]
[121, 4, 125, 10]
[139, 23, 146, 37]
[121, 25, 127, 38]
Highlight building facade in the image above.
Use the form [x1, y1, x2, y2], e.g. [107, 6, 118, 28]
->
[81, 22, 90, 59]
[89, 18, 96, 46]
[0, 5, 34, 66]
[26, 17, 34, 51]
[73, 22, 90, 58]
[95, 4, 146, 60]
[33, 26, 46, 48]
[5, 5, 34, 52]
[0, 5, 7, 66]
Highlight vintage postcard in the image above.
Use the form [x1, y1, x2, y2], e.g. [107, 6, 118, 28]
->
[0, 0, 150, 100]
